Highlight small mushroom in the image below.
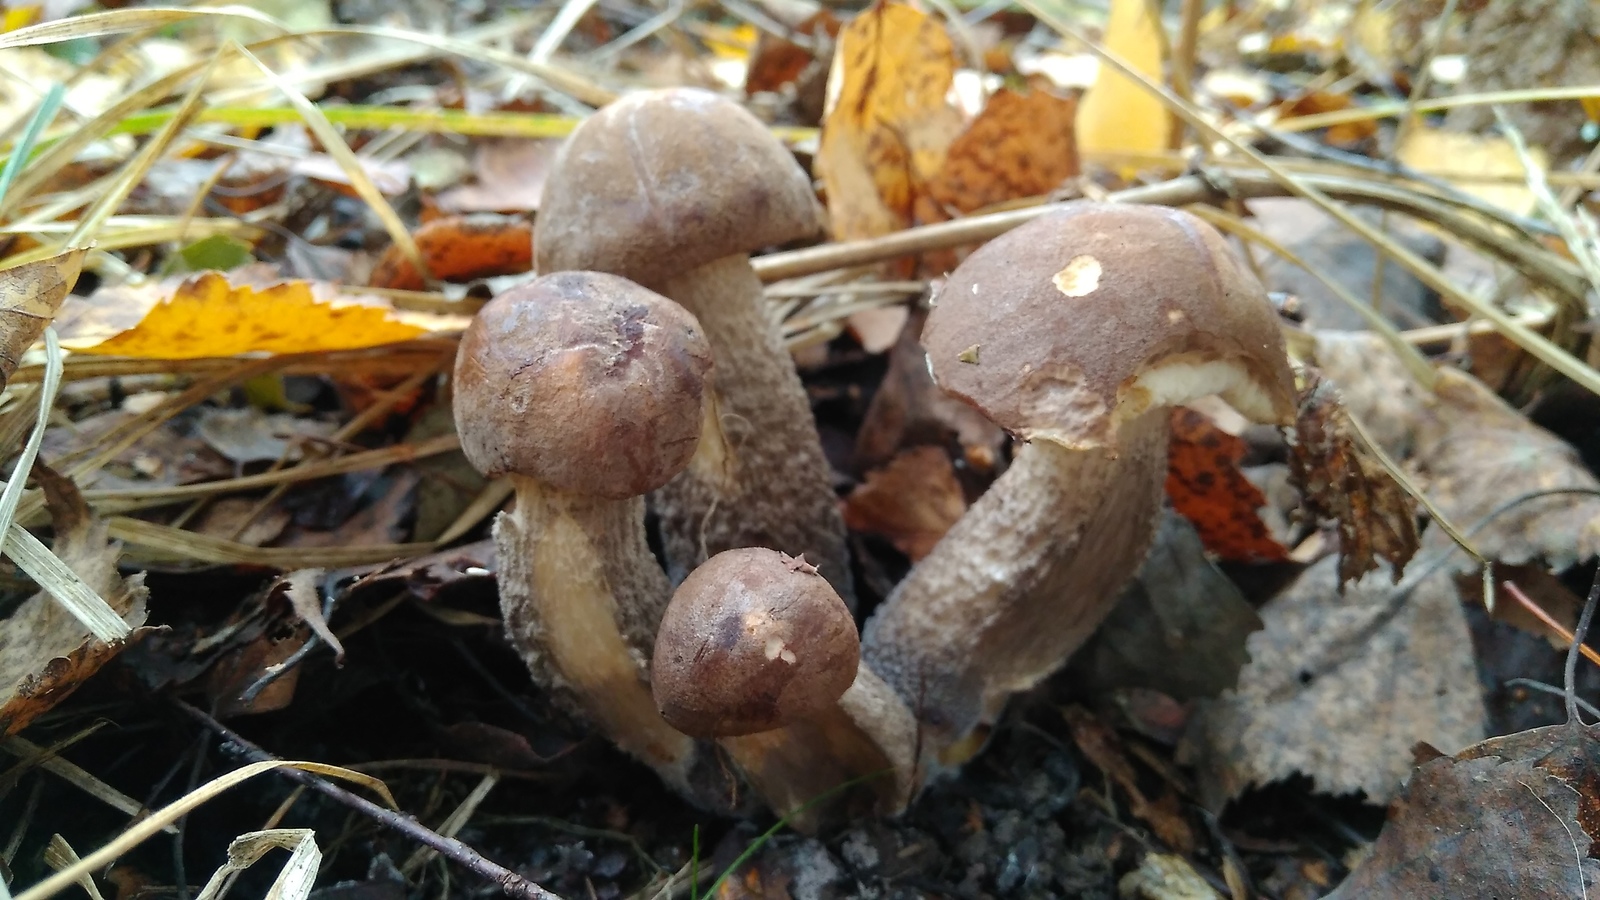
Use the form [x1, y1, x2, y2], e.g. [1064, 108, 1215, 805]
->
[535, 88, 855, 606]
[861, 202, 1299, 774]
[653, 548, 918, 826]
[453, 270, 726, 800]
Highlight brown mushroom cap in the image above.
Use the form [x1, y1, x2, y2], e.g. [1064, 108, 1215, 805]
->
[922, 202, 1297, 449]
[453, 271, 713, 498]
[652, 548, 860, 737]
[534, 88, 825, 287]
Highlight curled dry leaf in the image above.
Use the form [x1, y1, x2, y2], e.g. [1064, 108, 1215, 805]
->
[0, 465, 149, 736]
[274, 569, 344, 665]
[1165, 406, 1289, 563]
[815, 0, 964, 244]
[1181, 556, 1486, 810]
[1330, 720, 1600, 898]
[1414, 367, 1600, 572]
[0, 247, 86, 390]
[56, 270, 470, 359]
[841, 445, 967, 561]
[368, 213, 534, 291]
[1287, 367, 1420, 585]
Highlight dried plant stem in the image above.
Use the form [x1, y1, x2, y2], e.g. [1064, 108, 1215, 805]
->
[172, 701, 567, 900]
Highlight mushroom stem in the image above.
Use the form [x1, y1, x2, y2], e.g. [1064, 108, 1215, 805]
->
[720, 664, 919, 828]
[861, 409, 1170, 771]
[497, 476, 698, 788]
[655, 254, 853, 600]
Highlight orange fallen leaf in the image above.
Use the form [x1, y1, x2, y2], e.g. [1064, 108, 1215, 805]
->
[368, 213, 534, 291]
[926, 85, 1080, 215]
[1165, 406, 1289, 563]
[815, 0, 964, 244]
[1075, 0, 1170, 170]
[1277, 91, 1378, 147]
[746, 10, 841, 95]
[58, 270, 469, 359]
[842, 445, 967, 560]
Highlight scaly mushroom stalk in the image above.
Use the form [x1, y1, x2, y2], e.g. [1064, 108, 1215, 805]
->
[862, 203, 1299, 775]
[653, 549, 918, 829]
[453, 271, 733, 804]
[535, 88, 855, 606]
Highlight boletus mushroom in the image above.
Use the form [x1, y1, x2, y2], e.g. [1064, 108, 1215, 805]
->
[535, 88, 855, 606]
[453, 270, 727, 801]
[861, 202, 1298, 774]
[653, 548, 917, 827]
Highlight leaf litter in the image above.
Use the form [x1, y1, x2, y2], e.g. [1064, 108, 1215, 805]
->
[9, 0, 1600, 898]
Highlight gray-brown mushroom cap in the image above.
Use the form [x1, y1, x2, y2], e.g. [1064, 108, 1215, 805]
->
[534, 88, 825, 287]
[453, 270, 714, 499]
[652, 548, 860, 737]
[922, 202, 1298, 449]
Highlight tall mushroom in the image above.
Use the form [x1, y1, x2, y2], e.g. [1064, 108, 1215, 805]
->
[653, 548, 918, 828]
[453, 270, 731, 803]
[861, 202, 1298, 774]
[534, 88, 855, 605]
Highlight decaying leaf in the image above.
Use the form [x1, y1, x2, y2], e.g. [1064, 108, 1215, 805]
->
[1119, 853, 1223, 900]
[56, 270, 469, 359]
[1165, 406, 1289, 563]
[1287, 368, 1420, 585]
[842, 445, 967, 561]
[1074, 0, 1169, 168]
[1330, 721, 1600, 898]
[368, 213, 534, 291]
[924, 85, 1080, 216]
[1414, 367, 1600, 571]
[815, 0, 963, 244]
[0, 247, 86, 390]
[1069, 511, 1263, 701]
[1181, 557, 1486, 810]
[1064, 706, 1195, 852]
[1310, 331, 1431, 459]
[745, 10, 841, 124]
[194, 407, 339, 465]
[0, 466, 149, 736]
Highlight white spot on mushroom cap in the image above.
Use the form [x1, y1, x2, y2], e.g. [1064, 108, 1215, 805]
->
[764, 636, 797, 664]
[1052, 255, 1102, 297]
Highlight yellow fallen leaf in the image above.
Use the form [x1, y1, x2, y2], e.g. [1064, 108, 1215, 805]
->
[1396, 126, 1541, 218]
[1075, 0, 1170, 169]
[58, 271, 467, 359]
[816, 0, 964, 242]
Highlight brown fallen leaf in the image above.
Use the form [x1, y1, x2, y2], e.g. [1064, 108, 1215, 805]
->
[1287, 367, 1420, 585]
[0, 465, 150, 736]
[1064, 705, 1195, 853]
[368, 213, 534, 291]
[1069, 511, 1263, 701]
[274, 569, 344, 664]
[925, 85, 1080, 216]
[1310, 331, 1431, 459]
[1181, 556, 1486, 810]
[0, 248, 86, 390]
[842, 445, 967, 561]
[434, 140, 559, 214]
[853, 308, 1006, 473]
[1414, 366, 1600, 571]
[815, 0, 964, 246]
[1165, 406, 1289, 563]
[1329, 721, 1600, 898]
[745, 10, 841, 125]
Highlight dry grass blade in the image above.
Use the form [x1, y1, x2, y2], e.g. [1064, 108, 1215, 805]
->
[0, 737, 176, 834]
[0, 6, 288, 50]
[107, 517, 435, 567]
[194, 830, 320, 900]
[1279, 85, 1600, 134]
[235, 44, 427, 281]
[11, 760, 394, 900]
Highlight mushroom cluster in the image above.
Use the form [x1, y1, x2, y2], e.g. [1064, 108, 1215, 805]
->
[453, 88, 1298, 829]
